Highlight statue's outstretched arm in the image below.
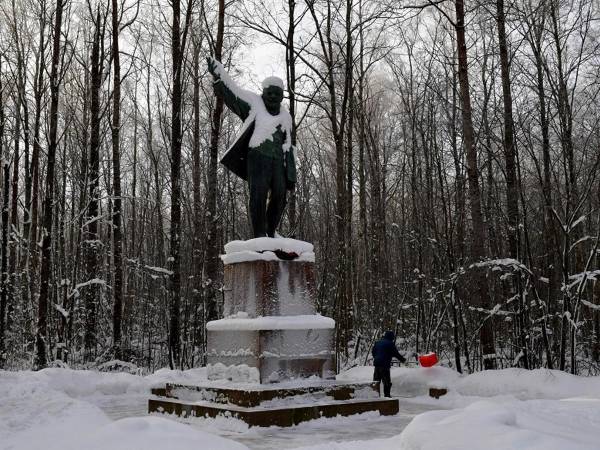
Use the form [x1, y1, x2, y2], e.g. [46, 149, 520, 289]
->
[207, 57, 252, 120]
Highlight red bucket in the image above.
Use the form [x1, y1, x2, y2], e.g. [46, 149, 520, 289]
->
[418, 352, 438, 367]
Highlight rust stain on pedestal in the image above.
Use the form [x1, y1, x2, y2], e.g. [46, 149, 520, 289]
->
[223, 260, 316, 317]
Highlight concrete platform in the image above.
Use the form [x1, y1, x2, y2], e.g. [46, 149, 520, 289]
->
[149, 380, 399, 427]
[148, 396, 399, 427]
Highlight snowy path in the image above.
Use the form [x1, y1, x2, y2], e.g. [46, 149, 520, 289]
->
[218, 401, 440, 450]
[92, 394, 149, 421]
[93, 395, 440, 450]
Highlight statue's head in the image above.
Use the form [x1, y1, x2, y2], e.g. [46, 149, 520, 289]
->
[261, 76, 284, 115]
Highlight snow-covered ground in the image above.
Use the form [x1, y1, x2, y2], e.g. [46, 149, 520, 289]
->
[1, 365, 599, 449]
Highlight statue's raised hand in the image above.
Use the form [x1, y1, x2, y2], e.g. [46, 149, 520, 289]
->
[207, 57, 219, 80]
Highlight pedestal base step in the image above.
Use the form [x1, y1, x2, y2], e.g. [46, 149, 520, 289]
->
[148, 396, 399, 427]
[152, 380, 379, 407]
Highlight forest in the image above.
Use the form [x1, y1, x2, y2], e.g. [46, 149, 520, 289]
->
[0, 0, 599, 376]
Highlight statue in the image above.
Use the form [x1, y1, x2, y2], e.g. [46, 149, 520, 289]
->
[207, 57, 296, 238]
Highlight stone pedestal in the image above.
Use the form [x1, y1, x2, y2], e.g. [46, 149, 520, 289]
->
[150, 240, 399, 427]
[206, 238, 335, 383]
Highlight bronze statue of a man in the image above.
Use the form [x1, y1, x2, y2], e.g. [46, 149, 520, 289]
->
[207, 57, 296, 238]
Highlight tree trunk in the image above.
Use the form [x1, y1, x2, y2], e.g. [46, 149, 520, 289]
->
[82, 9, 103, 363]
[0, 71, 7, 365]
[357, 0, 368, 310]
[35, 0, 64, 370]
[286, 0, 297, 236]
[205, 0, 225, 323]
[191, 18, 204, 363]
[8, 91, 20, 334]
[340, 0, 354, 353]
[0, 162, 8, 367]
[111, 0, 124, 360]
[29, 3, 47, 312]
[496, 0, 529, 369]
[168, 0, 192, 369]
[454, 0, 496, 369]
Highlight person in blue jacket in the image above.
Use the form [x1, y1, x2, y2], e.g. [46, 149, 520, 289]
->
[372, 331, 406, 397]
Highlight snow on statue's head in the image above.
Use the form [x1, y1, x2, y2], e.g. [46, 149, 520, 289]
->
[262, 76, 285, 91]
[261, 76, 285, 115]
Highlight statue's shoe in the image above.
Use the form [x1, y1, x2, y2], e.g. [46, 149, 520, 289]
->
[272, 249, 299, 260]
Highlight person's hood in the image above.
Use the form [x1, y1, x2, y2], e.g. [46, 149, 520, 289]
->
[383, 331, 395, 341]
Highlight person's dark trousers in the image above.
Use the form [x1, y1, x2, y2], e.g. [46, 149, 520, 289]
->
[247, 151, 287, 237]
[373, 366, 392, 397]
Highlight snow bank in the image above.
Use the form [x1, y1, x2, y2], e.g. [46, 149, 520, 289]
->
[0, 368, 151, 399]
[67, 416, 248, 450]
[0, 368, 249, 450]
[337, 365, 600, 401]
[337, 365, 461, 397]
[207, 314, 335, 331]
[398, 398, 600, 450]
[296, 398, 600, 450]
[144, 367, 209, 387]
[454, 367, 600, 400]
[312, 366, 600, 450]
[0, 373, 110, 450]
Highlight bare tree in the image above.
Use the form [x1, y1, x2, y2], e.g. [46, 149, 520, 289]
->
[168, 0, 193, 369]
[454, 0, 496, 369]
[204, 0, 225, 325]
[0, 58, 7, 367]
[35, 0, 66, 370]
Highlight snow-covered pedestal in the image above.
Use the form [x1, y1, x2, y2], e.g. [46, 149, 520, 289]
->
[206, 238, 335, 383]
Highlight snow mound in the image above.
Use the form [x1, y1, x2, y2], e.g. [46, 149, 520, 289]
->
[97, 360, 140, 374]
[337, 366, 600, 401]
[8, 368, 151, 398]
[337, 366, 461, 397]
[398, 398, 600, 450]
[71, 416, 249, 450]
[0, 373, 110, 450]
[294, 398, 600, 450]
[455, 367, 600, 400]
[0, 369, 248, 450]
[144, 367, 208, 388]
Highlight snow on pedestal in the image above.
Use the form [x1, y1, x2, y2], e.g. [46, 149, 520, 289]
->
[207, 314, 335, 331]
[207, 238, 335, 383]
[223, 237, 314, 258]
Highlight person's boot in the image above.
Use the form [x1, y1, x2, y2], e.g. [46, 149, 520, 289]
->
[384, 384, 392, 398]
